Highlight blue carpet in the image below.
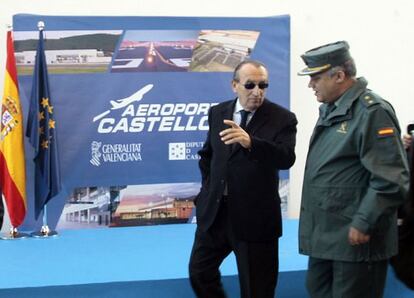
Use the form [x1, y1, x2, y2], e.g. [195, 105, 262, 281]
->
[0, 220, 412, 297]
[0, 272, 309, 298]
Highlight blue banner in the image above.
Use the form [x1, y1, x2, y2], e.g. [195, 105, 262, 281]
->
[13, 14, 291, 229]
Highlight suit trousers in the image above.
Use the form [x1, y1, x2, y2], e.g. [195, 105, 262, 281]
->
[189, 198, 279, 298]
[306, 257, 388, 298]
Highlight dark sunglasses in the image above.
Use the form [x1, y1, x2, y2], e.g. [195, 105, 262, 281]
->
[243, 81, 269, 90]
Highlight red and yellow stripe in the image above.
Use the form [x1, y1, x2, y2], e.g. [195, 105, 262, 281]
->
[377, 127, 394, 137]
[0, 30, 27, 227]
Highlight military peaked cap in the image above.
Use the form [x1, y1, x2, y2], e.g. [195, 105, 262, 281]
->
[298, 41, 352, 76]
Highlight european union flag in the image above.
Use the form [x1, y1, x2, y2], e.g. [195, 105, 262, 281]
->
[26, 29, 61, 220]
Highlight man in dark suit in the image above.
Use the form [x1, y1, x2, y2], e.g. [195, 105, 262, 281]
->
[188, 60, 297, 298]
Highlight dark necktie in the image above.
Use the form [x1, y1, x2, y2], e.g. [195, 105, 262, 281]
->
[230, 110, 250, 153]
[240, 110, 251, 129]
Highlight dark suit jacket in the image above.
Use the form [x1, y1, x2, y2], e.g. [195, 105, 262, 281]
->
[390, 137, 414, 289]
[195, 98, 297, 241]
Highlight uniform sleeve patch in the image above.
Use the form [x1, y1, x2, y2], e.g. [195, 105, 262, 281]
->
[377, 127, 394, 137]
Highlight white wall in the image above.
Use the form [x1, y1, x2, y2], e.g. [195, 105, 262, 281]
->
[1, 0, 413, 220]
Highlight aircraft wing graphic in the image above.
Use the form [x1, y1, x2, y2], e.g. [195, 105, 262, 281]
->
[92, 84, 154, 123]
[109, 84, 154, 110]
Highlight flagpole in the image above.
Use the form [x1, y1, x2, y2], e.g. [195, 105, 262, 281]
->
[0, 226, 30, 240]
[31, 205, 58, 237]
[1, 195, 30, 239]
[37, 20, 44, 31]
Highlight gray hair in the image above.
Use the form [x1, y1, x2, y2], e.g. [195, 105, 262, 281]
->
[233, 60, 268, 81]
[328, 59, 357, 78]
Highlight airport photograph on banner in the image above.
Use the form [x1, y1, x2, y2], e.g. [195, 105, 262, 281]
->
[55, 179, 290, 230]
[12, 14, 291, 231]
[13, 30, 122, 75]
[111, 29, 260, 73]
[55, 183, 198, 230]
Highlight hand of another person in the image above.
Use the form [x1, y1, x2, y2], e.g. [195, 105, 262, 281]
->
[403, 134, 412, 150]
[220, 119, 251, 149]
[348, 227, 370, 246]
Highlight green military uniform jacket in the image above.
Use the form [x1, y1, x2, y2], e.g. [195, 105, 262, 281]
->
[299, 77, 409, 262]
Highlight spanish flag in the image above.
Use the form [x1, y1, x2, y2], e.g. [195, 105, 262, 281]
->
[0, 30, 27, 227]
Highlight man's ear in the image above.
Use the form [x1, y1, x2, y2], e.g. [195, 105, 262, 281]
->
[231, 80, 238, 93]
[335, 70, 346, 83]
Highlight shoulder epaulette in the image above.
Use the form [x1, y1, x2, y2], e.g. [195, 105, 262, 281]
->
[359, 91, 381, 108]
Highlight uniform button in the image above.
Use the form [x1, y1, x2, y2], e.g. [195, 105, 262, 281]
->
[220, 179, 225, 184]
[216, 199, 220, 203]
[301, 207, 305, 211]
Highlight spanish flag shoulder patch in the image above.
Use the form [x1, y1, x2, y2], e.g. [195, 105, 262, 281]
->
[377, 127, 395, 137]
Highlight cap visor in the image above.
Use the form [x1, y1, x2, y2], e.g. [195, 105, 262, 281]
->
[297, 64, 331, 76]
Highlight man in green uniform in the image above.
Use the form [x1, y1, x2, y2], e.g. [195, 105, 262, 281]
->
[298, 41, 409, 298]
